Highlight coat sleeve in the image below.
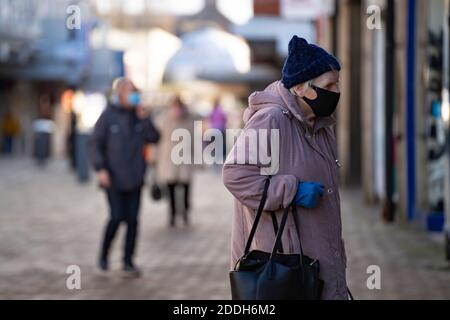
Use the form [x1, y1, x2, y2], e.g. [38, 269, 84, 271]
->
[144, 117, 160, 144]
[90, 111, 109, 172]
[222, 109, 298, 211]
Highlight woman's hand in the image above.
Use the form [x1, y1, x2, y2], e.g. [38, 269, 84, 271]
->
[294, 182, 324, 209]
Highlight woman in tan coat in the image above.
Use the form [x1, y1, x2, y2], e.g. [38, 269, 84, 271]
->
[156, 97, 194, 227]
[223, 36, 348, 299]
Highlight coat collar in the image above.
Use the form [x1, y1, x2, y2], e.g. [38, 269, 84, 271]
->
[110, 103, 136, 115]
[275, 81, 336, 133]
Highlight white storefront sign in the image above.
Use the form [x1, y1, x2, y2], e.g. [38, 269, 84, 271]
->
[281, 0, 335, 19]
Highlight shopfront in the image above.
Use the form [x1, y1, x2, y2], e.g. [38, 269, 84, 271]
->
[419, 0, 448, 235]
[442, 0, 450, 259]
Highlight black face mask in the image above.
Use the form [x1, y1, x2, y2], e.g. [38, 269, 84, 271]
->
[302, 84, 340, 117]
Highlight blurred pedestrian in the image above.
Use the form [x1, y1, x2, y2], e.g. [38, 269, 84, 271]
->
[32, 96, 54, 166]
[208, 99, 227, 166]
[155, 96, 194, 228]
[223, 36, 349, 299]
[67, 109, 77, 170]
[1, 109, 20, 154]
[90, 78, 160, 276]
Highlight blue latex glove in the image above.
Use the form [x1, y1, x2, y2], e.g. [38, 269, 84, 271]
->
[294, 182, 325, 209]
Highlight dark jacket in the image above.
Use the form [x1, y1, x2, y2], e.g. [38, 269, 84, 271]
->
[90, 104, 160, 191]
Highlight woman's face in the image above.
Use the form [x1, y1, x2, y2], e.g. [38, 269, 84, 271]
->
[170, 101, 183, 119]
[292, 70, 340, 100]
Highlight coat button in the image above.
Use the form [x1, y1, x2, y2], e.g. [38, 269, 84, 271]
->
[327, 188, 333, 194]
[335, 251, 340, 258]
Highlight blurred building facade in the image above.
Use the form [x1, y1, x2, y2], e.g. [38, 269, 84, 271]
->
[334, 0, 450, 258]
[0, 0, 123, 157]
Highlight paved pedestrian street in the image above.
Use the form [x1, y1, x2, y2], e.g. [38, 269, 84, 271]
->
[0, 158, 449, 300]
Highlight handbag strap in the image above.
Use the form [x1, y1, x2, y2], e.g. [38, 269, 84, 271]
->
[269, 205, 293, 259]
[269, 203, 306, 266]
[347, 287, 354, 300]
[244, 178, 271, 255]
[290, 205, 304, 257]
[270, 212, 284, 253]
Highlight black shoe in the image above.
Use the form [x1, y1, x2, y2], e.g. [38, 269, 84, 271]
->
[98, 257, 108, 272]
[169, 216, 176, 228]
[122, 262, 141, 278]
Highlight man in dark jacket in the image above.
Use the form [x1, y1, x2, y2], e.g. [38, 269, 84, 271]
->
[91, 78, 160, 276]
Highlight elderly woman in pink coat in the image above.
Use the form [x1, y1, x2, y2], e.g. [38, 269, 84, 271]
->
[223, 36, 349, 300]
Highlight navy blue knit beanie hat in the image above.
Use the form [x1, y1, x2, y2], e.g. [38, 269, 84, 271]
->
[281, 36, 341, 89]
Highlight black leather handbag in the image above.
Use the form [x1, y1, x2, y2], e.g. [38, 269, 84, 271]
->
[148, 168, 163, 201]
[150, 183, 162, 201]
[230, 179, 324, 300]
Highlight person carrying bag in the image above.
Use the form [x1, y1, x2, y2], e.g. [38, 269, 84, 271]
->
[224, 36, 351, 299]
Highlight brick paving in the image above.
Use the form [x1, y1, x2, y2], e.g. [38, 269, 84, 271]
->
[0, 158, 449, 300]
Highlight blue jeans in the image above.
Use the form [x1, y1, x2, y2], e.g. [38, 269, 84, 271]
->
[2, 136, 13, 154]
[100, 188, 142, 264]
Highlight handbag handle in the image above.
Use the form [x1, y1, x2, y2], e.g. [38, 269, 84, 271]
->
[244, 178, 271, 255]
[243, 179, 297, 257]
[290, 205, 304, 257]
[270, 212, 284, 253]
[269, 205, 290, 259]
[269, 204, 305, 263]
